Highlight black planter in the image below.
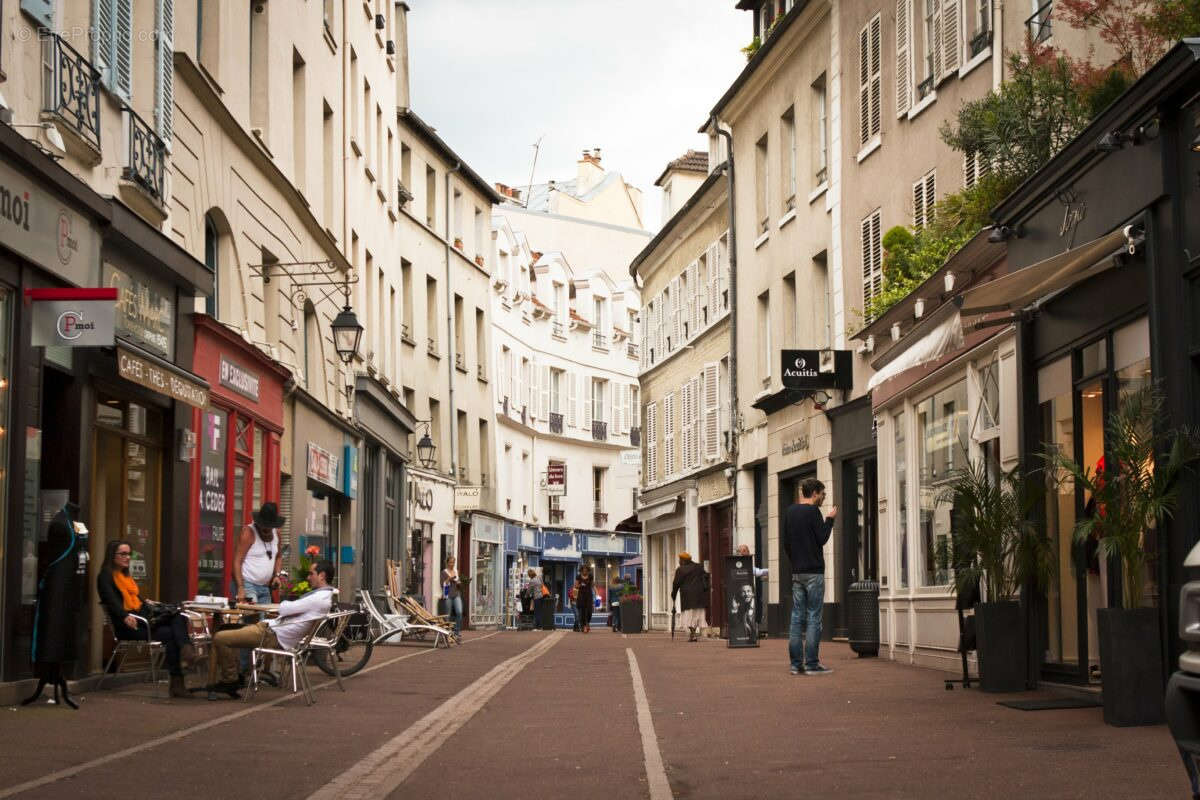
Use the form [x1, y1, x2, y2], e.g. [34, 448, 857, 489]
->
[1098, 606, 1164, 726]
[620, 599, 644, 634]
[974, 600, 1025, 693]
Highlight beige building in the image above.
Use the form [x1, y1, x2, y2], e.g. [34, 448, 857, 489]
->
[633, 151, 732, 631]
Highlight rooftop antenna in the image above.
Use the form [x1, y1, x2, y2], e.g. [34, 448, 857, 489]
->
[523, 134, 544, 209]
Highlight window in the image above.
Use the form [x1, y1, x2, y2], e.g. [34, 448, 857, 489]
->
[593, 467, 605, 512]
[895, 412, 908, 588]
[456, 411, 469, 479]
[758, 291, 771, 386]
[452, 189, 463, 243]
[591, 378, 606, 423]
[475, 308, 485, 375]
[780, 107, 796, 210]
[154, 0, 174, 142]
[966, 0, 992, 57]
[474, 207, 484, 260]
[92, 0, 134, 100]
[912, 169, 935, 229]
[550, 369, 563, 414]
[645, 402, 658, 484]
[349, 50, 359, 142]
[400, 142, 412, 192]
[453, 294, 465, 364]
[400, 259, 413, 341]
[813, 251, 831, 349]
[323, 102, 334, 226]
[249, 1, 268, 132]
[204, 214, 219, 317]
[858, 14, 881, 148]
[755, 134, 769, 233]
[425, 165, 437, 227]
[783, 272, 797, 347]
[292, 50, 307, 194]
[963, 150, 988, 189]
[917, 380, 968, 586]
[861, 210, 883, 314]
[921, 0, 937, 91]
[813, 75, 828, 184]
[425, 275, 438, 355]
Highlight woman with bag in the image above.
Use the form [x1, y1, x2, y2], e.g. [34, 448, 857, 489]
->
[96, 539, 194, 697]
[573, 564, 595, 633]
[441, 556, 463, 641]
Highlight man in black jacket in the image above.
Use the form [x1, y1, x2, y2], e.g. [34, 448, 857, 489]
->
[671, 552, 708, 642]
[783, 478, 837, 675]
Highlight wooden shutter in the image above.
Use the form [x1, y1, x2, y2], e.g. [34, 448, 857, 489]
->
[567, 371, 577, 427]
[584, 377, 593, 429]
[114, 0, 133, 100]
[687, 261, 699, 336]
[931, 1, 945, 85]
[155, 0, 175, 143]
[690, 375, 701, 469]
[862, 211, 883, 311]
[646, 402, 658, 485]
[639, 308, 648, 369]
[896, 0, 911, 116]
[703, 362, 720, 461]
[707, 246, 719, 320]
[541, 365, 550, 421]
[680, 382, 692, 472]
[670, 277, 681, 349]
[859, 22, 871, 146]
[21, 0, 54, 28]
[663, 393, 676, 478]
[870, 15, 882, 140]
[942, 0, 960, 77]
[93, 0, 115, 87]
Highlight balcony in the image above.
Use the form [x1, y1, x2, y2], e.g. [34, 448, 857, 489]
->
[592, 332, 608, 350]
[455, 352, 467, 373]
[41, 34, 101, 154]
[549, 412, 563, 434]
[400, 322, 416, 346]
[480, 472, 489, 487]
[1026, 1, 1052, 44]
[477, 364, 487, 382]
[629, 426, 641, 447]
[626, 342, 639, 359]
[548, 508, 565, 524]
[969, 27, 992, 58]
[122, 107, 167, 201]
[594, 511, 608, 528]
[591, 420, 607, 442]
[426, 338, 439, 358]
[552, 320, 565, 339]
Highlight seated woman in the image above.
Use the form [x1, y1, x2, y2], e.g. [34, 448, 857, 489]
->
[97, 540, 194, 698]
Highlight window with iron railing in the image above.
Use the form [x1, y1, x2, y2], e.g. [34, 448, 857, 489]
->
[122, 106, 168, 201]
[1026, 1, 1052, 44]
[592, 332, 607, 350]
[42, 34, 102, 152]
[626, 342, 639, 359]
[552, 320, 565, 339]
[455, 352, 467, 372]
[549, 412, 563, 434]
[591, 420, 607, 442]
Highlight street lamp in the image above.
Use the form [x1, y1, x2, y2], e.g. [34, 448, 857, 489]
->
[331, 304, 364, 365]
[415, 420, 436, 469]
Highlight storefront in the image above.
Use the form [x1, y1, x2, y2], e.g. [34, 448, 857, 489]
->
[288, 390, 360, 594]
[468, 513, 504, 627]
[188, 314, 288, 598]
[407, 466, 455, 610]
[696, 470, 733, 632]
[637, 486, 693, 631]
[354, 375, 414, 596]
[827, 396, 877, 640]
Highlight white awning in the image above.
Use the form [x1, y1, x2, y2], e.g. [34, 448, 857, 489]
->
[636, 497, 679, 522]
[957, 229, 1128, 315]
[867, 311, 964, 392]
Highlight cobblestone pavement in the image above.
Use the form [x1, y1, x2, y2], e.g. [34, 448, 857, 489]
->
[0, 629, 1185, 799]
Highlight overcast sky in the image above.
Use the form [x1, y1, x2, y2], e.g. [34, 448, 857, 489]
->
[407, 0, 748, 231]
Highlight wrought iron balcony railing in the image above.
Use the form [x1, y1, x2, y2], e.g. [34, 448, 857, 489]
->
[455, 352, 467, 372]
[552, 320, 565, 338]
[591, 420, 607, 442]
[549, 412, 563, 434]
[41, 33, 101, 151]
[629, 426, 641, 447]
[594, 511, 608, 528]
[592, 332, 608, 350]
[1026, 1, 1053, 44]
[122, 107, 167, 201]
[626, 342, 638, 359]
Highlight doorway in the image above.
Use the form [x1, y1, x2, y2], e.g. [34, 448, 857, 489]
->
[837, 457, 878, 637]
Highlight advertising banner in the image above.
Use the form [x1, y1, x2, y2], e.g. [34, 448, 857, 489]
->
[197, 408, 228, 595]
[545, 461, 566, 496]
[724, 554, 759, 648]
[28, 288, 117, 347]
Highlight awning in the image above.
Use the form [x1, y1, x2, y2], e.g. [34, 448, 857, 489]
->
[956, 229, 1128, 315]
[636, 497, 679, 522]
[867, 311, 964, 392]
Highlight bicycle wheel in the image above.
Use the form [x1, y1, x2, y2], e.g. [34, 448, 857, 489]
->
[312, 614, 374, 677]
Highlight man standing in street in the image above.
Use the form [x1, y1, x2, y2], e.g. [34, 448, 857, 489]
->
[671, 552, 708, 642]
[783, 478, 837, 675]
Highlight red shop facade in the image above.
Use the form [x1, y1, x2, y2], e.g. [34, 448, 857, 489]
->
[188, 314, 291, 597]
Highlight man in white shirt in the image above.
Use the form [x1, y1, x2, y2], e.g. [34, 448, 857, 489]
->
[207, 560, 336, 700]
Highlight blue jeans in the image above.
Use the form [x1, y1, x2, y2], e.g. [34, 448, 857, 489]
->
[788, 573, 824, 671]
[448, 595, 463, 635]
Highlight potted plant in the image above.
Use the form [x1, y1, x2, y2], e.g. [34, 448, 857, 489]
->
[620, 585, 644, 634]
[1044, 386, 1199, 725]
[453, 236, 463, 250]
[937, 463, 1054, 692]
[281, 545, 323, 600]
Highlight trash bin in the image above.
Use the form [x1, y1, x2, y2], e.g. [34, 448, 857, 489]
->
[535, 595, 556, 630]
[847, 578, 879, 657]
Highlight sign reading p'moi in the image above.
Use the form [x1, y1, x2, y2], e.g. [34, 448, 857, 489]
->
[26, 287, 117, 348]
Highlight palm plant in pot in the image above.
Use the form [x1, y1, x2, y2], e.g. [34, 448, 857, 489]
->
[936, 462, 1054, 692]
[1043, 386, 1199, 725]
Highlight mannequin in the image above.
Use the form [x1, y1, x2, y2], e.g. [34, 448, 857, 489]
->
[22, 502, 85, 709]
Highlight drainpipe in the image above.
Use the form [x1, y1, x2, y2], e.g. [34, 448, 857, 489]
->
[711, 117, 739, 545]
[445, 163, 462, 485]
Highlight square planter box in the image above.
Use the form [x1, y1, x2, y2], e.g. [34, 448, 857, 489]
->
[620, 599, 644, 633]
[974, 600, 1025, 693]
[1098, 606, 1165, 726]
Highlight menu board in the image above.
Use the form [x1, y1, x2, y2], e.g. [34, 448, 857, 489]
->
[197, 408, 228, 595]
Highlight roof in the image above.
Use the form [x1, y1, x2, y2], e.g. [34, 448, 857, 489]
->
[519, 170, 628, 214]
[629, 163, 728, 278]
[397, 108, 503, 204]
[654, 150, 709, 187]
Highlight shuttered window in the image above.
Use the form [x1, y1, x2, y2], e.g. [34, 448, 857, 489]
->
[93, 0, 133, 101]
[858, 14, 882, 147]
[963, 150, 988, 189]
[155, 0, 174, 143]
[912, 170, 935, 229]
[896, 0, 911, 116]
[941, 0, 961, 77]
[861, 210, 883, 314]
[645, 402, 658, 485]
[703, 362, 720, 461]
[663, 393, 676, 480]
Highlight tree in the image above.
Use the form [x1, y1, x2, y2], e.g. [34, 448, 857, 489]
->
[1138, 0, 1200, 42]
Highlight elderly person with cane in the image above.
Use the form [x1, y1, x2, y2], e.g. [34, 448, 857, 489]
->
[671, 552, 709, 642]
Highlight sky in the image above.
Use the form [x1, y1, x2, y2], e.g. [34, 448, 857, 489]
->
[407, 0, 749, 232]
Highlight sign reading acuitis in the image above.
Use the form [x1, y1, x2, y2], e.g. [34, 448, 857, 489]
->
[780, 349, 853, 391]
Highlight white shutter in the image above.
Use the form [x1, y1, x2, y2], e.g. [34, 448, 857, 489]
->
[870, 15, 882, 140]
[617, 383, 626, 434]
[670, 277, 681, 349]
[541, 365, 550, 421]
[859, 22, 870, 146]
[567, 371, 577, 427]
[639, 309, 648, 369]
[530, 356, 539, 419]
[584, 377, 593, 428]
[93, 0, 115, 88]
[708, 245, 719, 318]
[931, 2, 945, 84]
[646, 402, 658, 485]
[942, 0, 960, 77]
[680, 382, 692, 472]
[114, 0, 133, 100]
[690, 375, 701, 469]
[155, 0, 175, 143]
[517, 359, 526, 414]
[663, 393, 676, 478]
[703, 363, 720, 461]
[896, 0, 911, 117]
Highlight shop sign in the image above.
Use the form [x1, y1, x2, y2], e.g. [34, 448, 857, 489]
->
[454, 486, 482, 511]
[196, 408, 228, 592]
[306, 442, 340, 488]
[117, 344, 209, 408]
[103, 261, 175, 359]
[780, 349, 852, 390]
[28, 287, 116, 347]
[545, 462, 566, 496]
[0, 159, 99, 286]
[219, 356, 260, 402]
[410, 480, 435, 511]
[620, 449, 640, 466]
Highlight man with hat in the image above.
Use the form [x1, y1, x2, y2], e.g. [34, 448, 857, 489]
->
[671, 551, 709, 642]
[233, 502, 285, 606]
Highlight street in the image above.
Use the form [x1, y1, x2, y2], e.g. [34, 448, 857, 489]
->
[0, 631, 1183, 800]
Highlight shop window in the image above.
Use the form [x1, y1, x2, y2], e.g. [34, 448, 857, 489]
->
[916, 380, 967, 587]
[0, 288, 11, 611]
[894, 411, 908, 589]
[235, 415, 251, 455]
[253, 427, 264, 511]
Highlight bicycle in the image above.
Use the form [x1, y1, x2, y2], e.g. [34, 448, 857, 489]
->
[310, 601, 374, 677]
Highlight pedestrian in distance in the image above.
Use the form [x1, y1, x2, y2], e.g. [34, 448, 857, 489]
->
[783, 478, 837, 675]
[671, 552, 709, 642]
[573, 564, 595, 633]
[609, 573, 624, 631]
[442, 556, 463, 641]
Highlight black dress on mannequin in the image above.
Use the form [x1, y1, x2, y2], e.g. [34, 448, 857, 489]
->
[22, 503, 83, 709]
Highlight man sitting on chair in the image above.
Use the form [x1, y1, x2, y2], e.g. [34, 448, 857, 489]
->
[207, 560, 336, 700]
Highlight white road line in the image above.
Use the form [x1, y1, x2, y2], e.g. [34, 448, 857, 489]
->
[307, 630, 565, 800]
[627, 648, 674, 800]
[0, 632, 501, 799]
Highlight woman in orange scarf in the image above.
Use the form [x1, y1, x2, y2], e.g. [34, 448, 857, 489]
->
[97, 539, 194, 697]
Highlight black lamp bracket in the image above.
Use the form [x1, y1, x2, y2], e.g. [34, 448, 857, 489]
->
[248, 260, 359, 323]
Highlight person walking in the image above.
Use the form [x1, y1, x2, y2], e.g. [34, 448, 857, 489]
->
[608, 573, 624, 631]
[442, 556, 463, 641]
[671, 552, 708, 642]
[783, 477, 837, 675]
[573, 565, 595, 633]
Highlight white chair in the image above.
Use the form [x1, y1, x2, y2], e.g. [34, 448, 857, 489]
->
[305, 610, 357, 691]
[98, 609, 164, 694]
[359, 589, 452, 648]
[245, 616, 325, 705]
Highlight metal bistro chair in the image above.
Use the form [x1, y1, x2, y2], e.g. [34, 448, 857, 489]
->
[245, 612, 339, 705]
[359, 589, 452, 648]
[180, 609, 212, 679]
[98, 609, 164, 694]
[305, 610, 357, 691]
